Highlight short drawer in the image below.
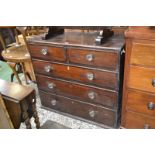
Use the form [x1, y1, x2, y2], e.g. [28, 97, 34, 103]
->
[39, 91, 116, 127]
[127, 90, 155, 117]
[36, 75, 118, 109]
[68, 48, 119, 71]
[29, 45, 66, 62]
[130, 42, 155, 67]
[33, 60, 118, 90]
[123, 111, 155, 129]
[128, 66, 155, 93]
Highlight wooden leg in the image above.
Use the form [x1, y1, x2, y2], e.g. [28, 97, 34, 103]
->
[26, 72, 32, 81]
[23, 112, 32, 129]
[31, 99, 40, 129]
[21, 62, 28, 84]
[21, 100, 31, 129]
[8, 62, 22, 84]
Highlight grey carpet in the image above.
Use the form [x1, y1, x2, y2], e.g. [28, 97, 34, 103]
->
[40, 120, 70, 129]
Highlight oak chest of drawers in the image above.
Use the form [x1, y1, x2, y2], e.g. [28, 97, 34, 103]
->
[28, 31, 124, 128]
[121, 27, 155, 129]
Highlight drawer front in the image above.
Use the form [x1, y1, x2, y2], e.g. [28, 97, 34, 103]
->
[124, 111, 155, 129]
[36, 75, 118, 109]
[131, 42, 155, 67]
[128, 66, 155, 93]
[39, 91, 116, 127]
[68, 48, 119, 71]
[127, 90, 155, 117]
[29, 45, 66, 62]
[33, 60, 118, 90]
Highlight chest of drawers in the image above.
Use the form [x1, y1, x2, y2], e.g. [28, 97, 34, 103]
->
[121, 27, 155, 129]
[28, 31, 124, 128]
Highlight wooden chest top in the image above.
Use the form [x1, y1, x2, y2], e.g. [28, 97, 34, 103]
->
[28, 31, 124, 51]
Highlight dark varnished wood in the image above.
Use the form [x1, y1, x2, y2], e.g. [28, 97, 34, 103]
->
[29, 45, 66, 62]
[127, 90, 155, 117]
[124, 111, 155, 129]
[33, 60, 118, 90]
[2, 99, 21, 129]
[28, 32, 124, 50]
[68, 48, 119, 71]
[0, 79, 40, 129]
[36, 75, 118, 109]
[0, 78, 34, 101]
[28, 31, 124, 128]
[39, 90, 116, 127]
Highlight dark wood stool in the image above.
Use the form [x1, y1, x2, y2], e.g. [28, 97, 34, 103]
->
[0, 79, 40, 129]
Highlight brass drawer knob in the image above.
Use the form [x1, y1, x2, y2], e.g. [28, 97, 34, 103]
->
[86, 54, 93, 62]
[47, 82, 56, 89]
[51, 99, 57, 106]
[147, 102, 155, 110]
[86, 73, 94, 81]
[152, 79, 155, 87]
[88, 91, 95, 100]
[41, 48, 48, 55]
[44, 65, 52, 72]
[89, 110, 95, 118]
[144, 124, 150, 129]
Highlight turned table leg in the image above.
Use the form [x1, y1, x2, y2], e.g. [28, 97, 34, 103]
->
[23, 112, 32, 129]
[21, 100, 32, 129]
[31, 98, 40, 129]
[21, 62, 28, 84]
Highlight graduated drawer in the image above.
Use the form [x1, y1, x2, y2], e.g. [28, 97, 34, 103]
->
[130, 42, 155, 67]
[123, 111, 155, 129]
[33, 60, 118, 90]
[128, 66, 155, 93]
[29, 45, 66, 62]
[36, 75, 118, 109]
[39, 91, 116, 127]
[68, 48, 119, 71]
[126, 90, 155, 117]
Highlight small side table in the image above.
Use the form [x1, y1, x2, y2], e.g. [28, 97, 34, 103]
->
[0, 79, 40, 129]
[1, 44, 32, 84]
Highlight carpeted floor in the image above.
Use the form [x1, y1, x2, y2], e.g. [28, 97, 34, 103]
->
[0, 61, 13, 81]
[0, 60, 102, 129]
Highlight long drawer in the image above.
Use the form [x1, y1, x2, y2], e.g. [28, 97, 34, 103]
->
[39, 90, 116, 127]
[130, 42, 155, 67]
[124, 111, 155, 129]
[68, 48, 119, 71]
[36, 75, 118, 109]
[33, 60, 118, 90]
[126, 90, 155, 117]
[128, 65, 155, 93]
[29, 45, 66, 62]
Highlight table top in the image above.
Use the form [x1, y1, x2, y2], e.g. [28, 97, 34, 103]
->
[2, 44, 30, 62]
[0, 79, 34, 102]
